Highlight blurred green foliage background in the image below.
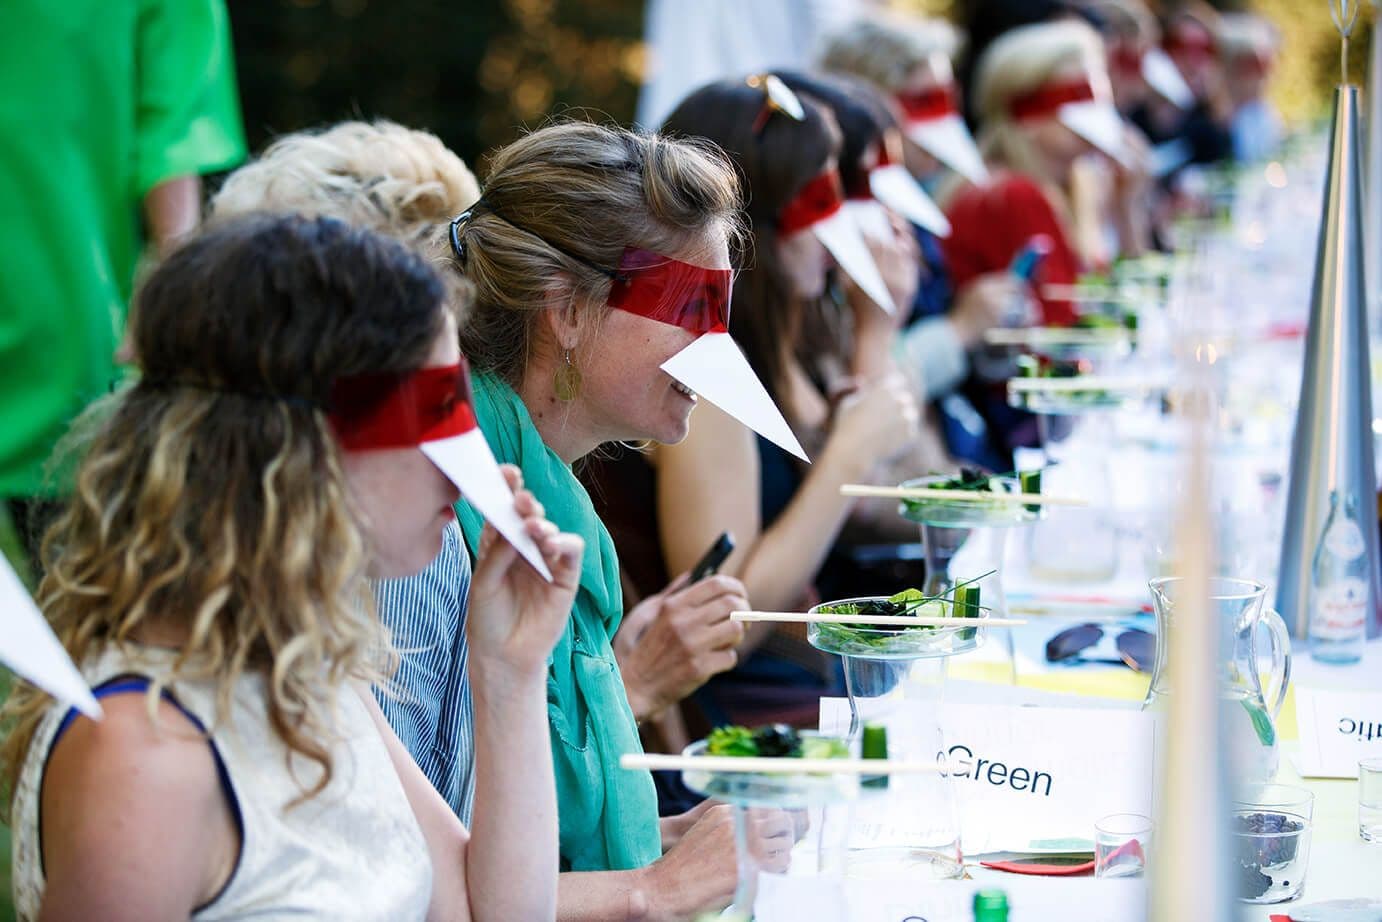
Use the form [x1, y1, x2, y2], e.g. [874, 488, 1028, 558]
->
[228, 0, 1368, 173]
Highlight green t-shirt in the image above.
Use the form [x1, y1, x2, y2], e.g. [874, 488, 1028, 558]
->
[456, 372, 662, 873]
[0, 0, 246, 496]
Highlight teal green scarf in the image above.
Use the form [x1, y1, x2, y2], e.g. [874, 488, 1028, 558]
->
[456, 372, 661, 872]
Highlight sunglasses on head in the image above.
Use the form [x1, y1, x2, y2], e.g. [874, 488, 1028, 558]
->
[1045, 623, 1154, 672]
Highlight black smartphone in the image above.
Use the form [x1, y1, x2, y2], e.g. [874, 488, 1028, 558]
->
[689, 532, 735, 582]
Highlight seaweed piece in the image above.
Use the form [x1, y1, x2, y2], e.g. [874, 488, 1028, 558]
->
[752, 724, 802, 757]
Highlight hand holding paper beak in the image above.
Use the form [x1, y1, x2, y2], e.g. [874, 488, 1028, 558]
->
[466, 465, 584, 681]
[823, 373, 921, 481]
[843, 210, 921, 325]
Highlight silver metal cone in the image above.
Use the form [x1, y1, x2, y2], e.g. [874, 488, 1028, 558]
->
[1368, 3, 1382, 336]
[1277, 85, 1382, 639]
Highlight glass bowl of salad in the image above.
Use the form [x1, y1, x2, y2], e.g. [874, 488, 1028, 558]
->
[806, 588, 989, 660]
[681, 724, 859, 807]
[896, 470, 1044, 527]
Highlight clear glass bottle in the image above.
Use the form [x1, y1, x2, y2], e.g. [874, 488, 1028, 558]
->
[1309, 490, 1368, 664]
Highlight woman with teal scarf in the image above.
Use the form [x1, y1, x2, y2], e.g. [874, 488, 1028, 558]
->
[447, 122, 797, 918]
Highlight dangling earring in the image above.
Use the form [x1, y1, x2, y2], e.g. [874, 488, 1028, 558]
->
[553, 349, 582, 401]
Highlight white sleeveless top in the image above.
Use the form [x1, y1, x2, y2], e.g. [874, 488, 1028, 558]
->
[11, 644, 433, 920]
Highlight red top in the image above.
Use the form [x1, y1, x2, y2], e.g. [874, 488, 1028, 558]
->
[941, 172, 1079, 325]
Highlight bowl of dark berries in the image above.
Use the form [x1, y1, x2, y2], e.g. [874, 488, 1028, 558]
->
[1232, 784, 1314, 904]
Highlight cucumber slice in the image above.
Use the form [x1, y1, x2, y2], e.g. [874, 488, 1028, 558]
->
[861, 722, 889, 789]
[953, 582, 981, 641]
[1018, 469, 1041, 514]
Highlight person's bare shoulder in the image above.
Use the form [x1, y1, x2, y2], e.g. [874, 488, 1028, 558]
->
[39, 689, 239, 920]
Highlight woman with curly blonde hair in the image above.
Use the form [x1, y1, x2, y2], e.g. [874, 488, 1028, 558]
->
[3, 213, 582, 920]
[210, 118, 487, 825]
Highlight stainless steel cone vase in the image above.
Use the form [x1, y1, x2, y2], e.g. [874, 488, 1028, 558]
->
[1277, 85, 1382, 639]
[1368, 7, 1382, 334]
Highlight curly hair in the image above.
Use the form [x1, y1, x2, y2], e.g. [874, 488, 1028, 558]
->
[211, 120, 480, 244]
[2, 213, 447, 809]
[208, 119, 479, 328]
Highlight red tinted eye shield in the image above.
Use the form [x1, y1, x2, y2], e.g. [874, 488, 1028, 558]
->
[777, 169, 846, 236]
[607, 248, 731, 335]
[330, 362, 477, 451]
[897, 86, 959, 122]
[1010, 78, 1098, 121]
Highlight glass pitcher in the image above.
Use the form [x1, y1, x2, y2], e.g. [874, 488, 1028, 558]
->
[1144, 577, 1291, 782]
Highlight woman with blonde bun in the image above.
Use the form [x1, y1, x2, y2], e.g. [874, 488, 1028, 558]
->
[445, 120, 796, 919]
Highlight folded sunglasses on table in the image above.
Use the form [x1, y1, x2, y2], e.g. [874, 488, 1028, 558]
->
[1044, 623, 1154, 673]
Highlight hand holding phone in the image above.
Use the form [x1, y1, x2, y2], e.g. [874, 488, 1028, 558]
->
[689, 532, 735, 583]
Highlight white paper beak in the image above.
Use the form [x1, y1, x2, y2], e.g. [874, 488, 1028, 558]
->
[868, 164, 951, 237]
[421, 430, 553, 580]
[905, 114, 989, 184]
[811, 208, 896, 315]
[1141, 48, 1194, 110]
[1059, 101, 1131, 166]
[661, 332, 809, 462]
[842, 199, 895, 243]
[0, 555, 101, 718]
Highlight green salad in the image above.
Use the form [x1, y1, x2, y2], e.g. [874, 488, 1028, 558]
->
[900, 466, 1042, 518]
[705, 723, 849, 760]
[1011, 354, 1120, 408]
[812, 579, 985, 652]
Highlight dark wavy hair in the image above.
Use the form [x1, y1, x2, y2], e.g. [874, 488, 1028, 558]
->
[661, 78, 842, 410]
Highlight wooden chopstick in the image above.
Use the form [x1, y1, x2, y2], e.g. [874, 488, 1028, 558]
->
[840, 483, 1086, 507]
[1006, 375, 1165, 393]
[620, 753, 939, 775]
[731, 610, 1027, 627]
[983, 327, 1135, 346]
[1041, 284, 1144, 304]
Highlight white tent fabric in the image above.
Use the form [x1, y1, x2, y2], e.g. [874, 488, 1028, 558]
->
[636, 0, 863, 129]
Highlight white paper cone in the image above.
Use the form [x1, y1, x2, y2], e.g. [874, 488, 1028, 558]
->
[1059, 101, 1130, 165]
[661, 332, 809, 462]
[0, 555, 101, 718]
[421, 429, 553, 579]
[842, 199, 895, 243]
[869, 164, 951, 237]
[812, 209, 896, 315]
[905, 114, 990, 184]
[1141, 48, 1194, 110]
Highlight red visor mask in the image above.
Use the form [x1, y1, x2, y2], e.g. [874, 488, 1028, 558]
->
[1233, 50, 1273, 79]
[1165, 26, 1216, 64]
[1110, 45, 1144, 76]
[330, 360, 477, 451]
[607, 247, 731, 335]
[897, 85, 959, 123]
[1010, 78, 1098, 121]
[777, 169, 846, 236]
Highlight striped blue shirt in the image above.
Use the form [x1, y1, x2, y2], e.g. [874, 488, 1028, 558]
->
[372, 520, 474, 825]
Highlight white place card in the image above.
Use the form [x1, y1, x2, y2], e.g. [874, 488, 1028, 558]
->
[821, 698, 1155, 854]
[1292, 686, 1382, 778]
[756, 873, 1146, 922]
